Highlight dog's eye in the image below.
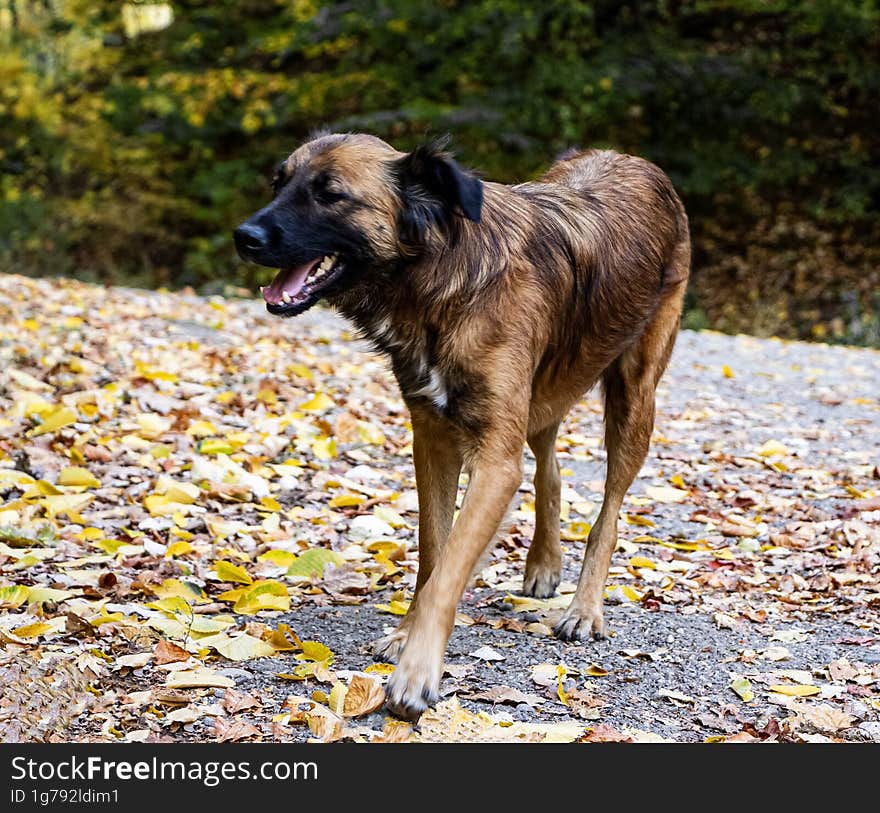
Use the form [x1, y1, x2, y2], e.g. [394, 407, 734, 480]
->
[312, 172, 349, 205]
[315, 189, 349, 205]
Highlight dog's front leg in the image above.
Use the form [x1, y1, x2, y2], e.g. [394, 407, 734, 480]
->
[385, 436, 524, 721]
[373, 408, 462, 663]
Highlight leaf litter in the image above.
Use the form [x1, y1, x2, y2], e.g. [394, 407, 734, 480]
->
[0, 274, 879, 742]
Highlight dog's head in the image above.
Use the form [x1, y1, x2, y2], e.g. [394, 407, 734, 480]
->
[234, 133, 483, 317]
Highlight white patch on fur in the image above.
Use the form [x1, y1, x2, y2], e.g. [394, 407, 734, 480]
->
[411, 367, 448, 411]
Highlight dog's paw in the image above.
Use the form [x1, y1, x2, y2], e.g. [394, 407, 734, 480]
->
[554, 603, 607, 641]
[522, 562, 561, 598]
[384, 647, 442, 723]
[372, 628, 409, 663]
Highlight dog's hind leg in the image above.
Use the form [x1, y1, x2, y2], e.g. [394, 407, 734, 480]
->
[373, 408, 461, 663]
[555, 277, 686, 641]
[522, 422, 562, 598]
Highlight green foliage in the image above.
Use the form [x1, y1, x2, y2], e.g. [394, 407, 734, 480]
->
[1, 1, 878, 342]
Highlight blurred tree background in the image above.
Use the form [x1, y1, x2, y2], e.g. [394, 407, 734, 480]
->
[1, 0, 878, 344]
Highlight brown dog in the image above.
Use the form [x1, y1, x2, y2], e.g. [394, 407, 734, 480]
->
[234, 132, 690, 721]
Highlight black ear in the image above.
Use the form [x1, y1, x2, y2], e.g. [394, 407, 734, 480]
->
[395, 140, 484, 223]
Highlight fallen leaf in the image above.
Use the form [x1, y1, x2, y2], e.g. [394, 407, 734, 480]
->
[154, 640, 191, 665]
[468, 645, 505, 662]
[215, 718, 262, 742]
[730, 676, 755, 702]
[769, 685, 821, 697]
[166, 669, 235, 689]
[342, 675, 385, 717]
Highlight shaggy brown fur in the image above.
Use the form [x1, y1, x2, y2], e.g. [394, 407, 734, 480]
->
[234, 133, 690, 721]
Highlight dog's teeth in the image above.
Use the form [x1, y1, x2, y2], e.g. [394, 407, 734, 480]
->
[282, 291, 291, 303]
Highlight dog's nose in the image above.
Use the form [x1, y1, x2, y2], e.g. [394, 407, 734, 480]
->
[234, 222, 268, 259]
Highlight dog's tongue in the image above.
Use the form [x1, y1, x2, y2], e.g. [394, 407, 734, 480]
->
[261, 258, 320, 305]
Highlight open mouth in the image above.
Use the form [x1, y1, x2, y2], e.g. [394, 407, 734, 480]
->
[260, 253, 346, 316]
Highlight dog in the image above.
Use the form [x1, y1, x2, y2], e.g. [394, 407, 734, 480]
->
[234, 132, 690, 721]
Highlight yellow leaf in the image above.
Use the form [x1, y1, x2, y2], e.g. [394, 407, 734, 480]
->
[670, 474, 686, 489]
[645, 485, 688, 503]
[624, 514, 655, 527]
[189, 616, 236, 635]
[151, 579, 206, 602]
[40, 493, 92, 520]
[26, 586, 75, 604]
[165, 540, 194, 558]
[299, 392, 334, 412]
[187, 420, 217, 437]
[135, 363, 178, 383]
[214, 561, 253, 585]
[13, 621, 54, 638]
[156, 479, 201, 504]
[375, 599, 411, 616]
[722, 364, 734, 378]
[561, 522, 592, 541]
[731, 676, 754, 702]
[296, 640, 334, 665]
[287, 363, 313, 380]
[287, 548, 344, 578]
[328, 493, 365, 508]
[263, 624, 298, 651]
[198, 438, 236, 455]
[769, 685, 821, 697]
[259, 496, 282, 512]
[258, 549, 299, 568]
[357, 421, 385, 445]
[257, 387, 278, 405]
[143, 495, 175, 516]
[583, 664, 609, 677]
[629, 556, 657, 570]
[233, 581, 290, 614]
[311, 437, 336, 460]
[556, 664, 569, 706]
[756, 440, 788, 457]
[91, 608, 124, 626]
[136, 413, 172, 439]
[30, 406, 77, 436]
[365, 663, 395, 676]
[200, 632, 276, 661]
[605, 584, 643, 602]
[0, 470, 36, 487]
[149, 596, 194, 616]
[217, 587, 247, 604]
[58, 467, 101, 488]
[0, 585, 31, 608]
[22, 479, 61, 498]
[373, 505, 407, 528]
[328, 681, 347, 715]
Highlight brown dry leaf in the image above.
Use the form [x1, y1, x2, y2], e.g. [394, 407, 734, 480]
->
[577, 724, 634, 743]
[462, 686, 547, 707]
[794, 704, 854, 733]
[154, 640, 190, 665]
[222, 688, 262, 714]
[374, 720, 415, 742]
[215, 718, 262, 742]
[342, 674, 385, 717]
[306, 705, 345, 742]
